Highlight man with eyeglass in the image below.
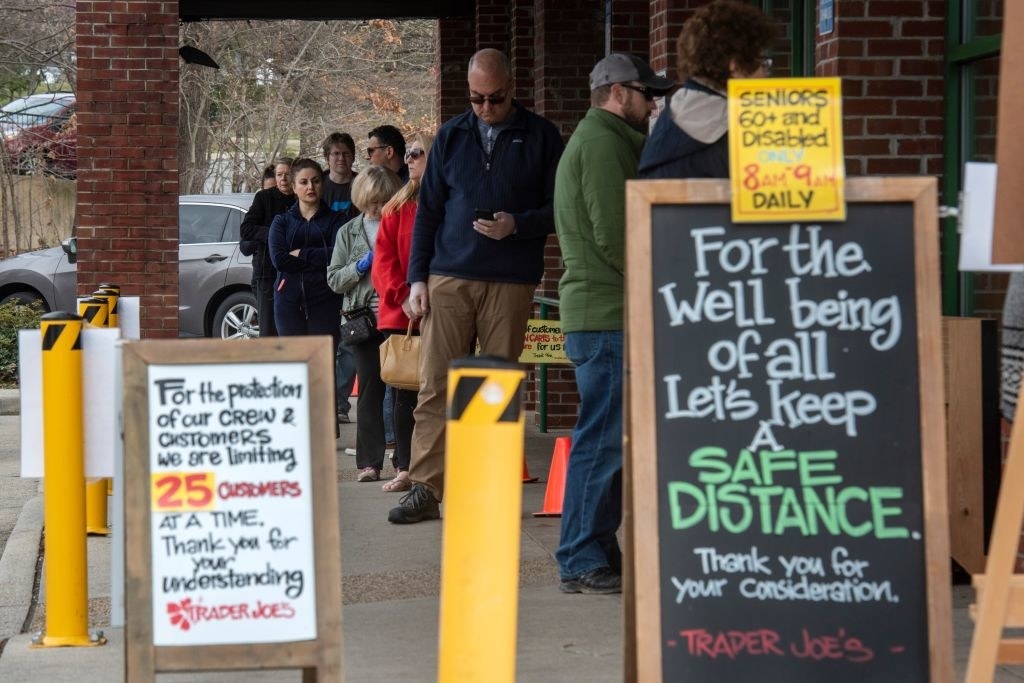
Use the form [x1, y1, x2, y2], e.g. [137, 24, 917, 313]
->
[322, 131, 360, 222]
[388, 48, 564, 524]
[553, 53, 675, 594]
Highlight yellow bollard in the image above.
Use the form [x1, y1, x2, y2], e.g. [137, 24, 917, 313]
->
[34, 312, 104, 647]
[77, 298, 112, 536]
[438, 357, 525, 683]
[77, 297, 108, 328]
[92, 288, 118, 329]
[85, 478, 110, 536]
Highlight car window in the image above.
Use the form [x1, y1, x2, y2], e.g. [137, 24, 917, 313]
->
[0, 98, 72, 128]
[179, 204, 230, 244]
[224, 207, 244, 242]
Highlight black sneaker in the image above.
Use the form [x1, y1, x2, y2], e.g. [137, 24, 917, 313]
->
[387, 483, 440, 524]
[559, 567, 622, 594]
[337, 410, 350, 423]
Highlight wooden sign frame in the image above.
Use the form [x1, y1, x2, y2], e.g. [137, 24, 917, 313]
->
[625, 177, 951, 682]
[992, 0, 1024, 264]
[122, 337, 342, 682]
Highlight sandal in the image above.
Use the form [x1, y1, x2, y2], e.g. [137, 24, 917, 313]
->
[382, 470, 411, 492]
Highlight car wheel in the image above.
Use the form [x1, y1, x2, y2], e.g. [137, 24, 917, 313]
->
[212, 292, 259, 339]
[1, 291, 48, 311]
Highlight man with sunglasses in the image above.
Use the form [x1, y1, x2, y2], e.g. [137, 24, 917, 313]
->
[388, 48, 564, 524]
[553, 53, 675, 593]
[366, 124, 409, 182]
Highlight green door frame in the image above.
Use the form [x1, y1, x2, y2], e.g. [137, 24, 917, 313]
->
[756, 0, 815, 77]
[942, 2, 1002, 315]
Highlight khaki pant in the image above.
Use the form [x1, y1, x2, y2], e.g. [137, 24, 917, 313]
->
[409, 275, 536, 500]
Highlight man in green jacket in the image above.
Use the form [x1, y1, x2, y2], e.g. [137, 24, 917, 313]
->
[554, 53, 674, 594]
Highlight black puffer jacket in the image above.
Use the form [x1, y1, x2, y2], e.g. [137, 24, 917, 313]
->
[240, 187, 296, 278]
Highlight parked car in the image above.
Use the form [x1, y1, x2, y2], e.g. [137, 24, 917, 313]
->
[0, 93, 76, 177]
[0, 194, 261, 339]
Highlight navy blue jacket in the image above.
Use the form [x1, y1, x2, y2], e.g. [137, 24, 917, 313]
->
[408, 102, 564, 285]
[268, 202, 345, 309]
[638, 80, 729, 180]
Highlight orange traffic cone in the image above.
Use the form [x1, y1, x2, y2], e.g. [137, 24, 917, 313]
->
[533, 436, 571, 517]
[351, 376, 359, 397]
[522, 458, 539, 483]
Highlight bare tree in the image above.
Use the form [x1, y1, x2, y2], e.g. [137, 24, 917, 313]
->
[0, 8, 439, 252]
[0, 0, 75, 101]
[179, 19, 437, 193]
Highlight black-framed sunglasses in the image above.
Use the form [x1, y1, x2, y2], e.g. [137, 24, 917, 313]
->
[468, 92, 507, 106]
[405, 148, 426, 161]
[366, 145, 390, 157]
[619, 83, 654, 101]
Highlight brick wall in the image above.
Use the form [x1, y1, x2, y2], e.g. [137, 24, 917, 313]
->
[477, 0, 511, 53]
[511, 0, 537, 110]
[436, 18, 476, 123]
[648, 0, 699, 80]
[817, 1, 946, 177]
[527, 0, 606, 428]
[76, 0, 180, 338]
[609, 0, 652, 56]
[532, 0, 604, 137]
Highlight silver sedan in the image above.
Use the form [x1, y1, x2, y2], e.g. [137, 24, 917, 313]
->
[0, 193, 261, 339]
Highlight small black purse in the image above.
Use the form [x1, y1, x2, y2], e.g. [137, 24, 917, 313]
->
[339, 306, 376, 346]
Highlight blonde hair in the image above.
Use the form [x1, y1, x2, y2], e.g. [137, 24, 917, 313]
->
[383, 132, 435, 216]
[351, 165, 402, 212]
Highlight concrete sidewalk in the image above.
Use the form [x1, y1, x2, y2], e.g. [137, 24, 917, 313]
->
[0, 392, 624, 682]
[1, 388, 1024, 681]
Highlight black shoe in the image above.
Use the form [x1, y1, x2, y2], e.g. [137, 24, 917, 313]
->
[559, 567, 622, 594]
[387, 483, 440, 524]
[337, 411, 350, 423]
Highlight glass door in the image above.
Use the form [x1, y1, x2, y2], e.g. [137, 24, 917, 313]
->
[943, 1, 1004, 315]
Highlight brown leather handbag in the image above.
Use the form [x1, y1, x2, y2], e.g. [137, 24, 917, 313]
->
[379, 320, 420, 391]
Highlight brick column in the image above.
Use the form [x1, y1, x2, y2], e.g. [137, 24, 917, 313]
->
[477, 0, 511, 53]
[609, 0, 651, 57]
[533, 0, 603, 136]
[529, 0, 605, 429]
[649, 0, 698, 81]
[817, 2, 945, 176]
[76, 0, 179, 338]
[435, 17, 476, 124]
[511, 0, 536, 110]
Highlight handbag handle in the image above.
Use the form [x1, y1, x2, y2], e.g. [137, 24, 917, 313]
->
[402, 319, 416, 350]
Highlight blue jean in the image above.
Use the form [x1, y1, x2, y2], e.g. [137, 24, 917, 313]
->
[555, 331, 623, 580]
[336, 343, 356, 416]
[384, 385, 396, 444]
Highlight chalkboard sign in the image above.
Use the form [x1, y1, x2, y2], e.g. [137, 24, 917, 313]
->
[626, 178, 952, 682]
[122, 337, 342, 681]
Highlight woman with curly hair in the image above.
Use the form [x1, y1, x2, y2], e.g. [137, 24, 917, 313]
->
[638, 0, 775, 179]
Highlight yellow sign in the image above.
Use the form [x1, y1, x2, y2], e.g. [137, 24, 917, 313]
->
[518, 319, 568, 364]
[728, 76, 846, 222]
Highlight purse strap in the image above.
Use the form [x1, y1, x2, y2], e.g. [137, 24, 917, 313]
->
[406, 319, 415, 337]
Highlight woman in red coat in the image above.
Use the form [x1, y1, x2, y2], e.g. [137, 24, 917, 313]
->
[372, 132, 434, 492]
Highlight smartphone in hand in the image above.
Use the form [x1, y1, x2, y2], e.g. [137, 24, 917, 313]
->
[474, 209, 495, 221]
